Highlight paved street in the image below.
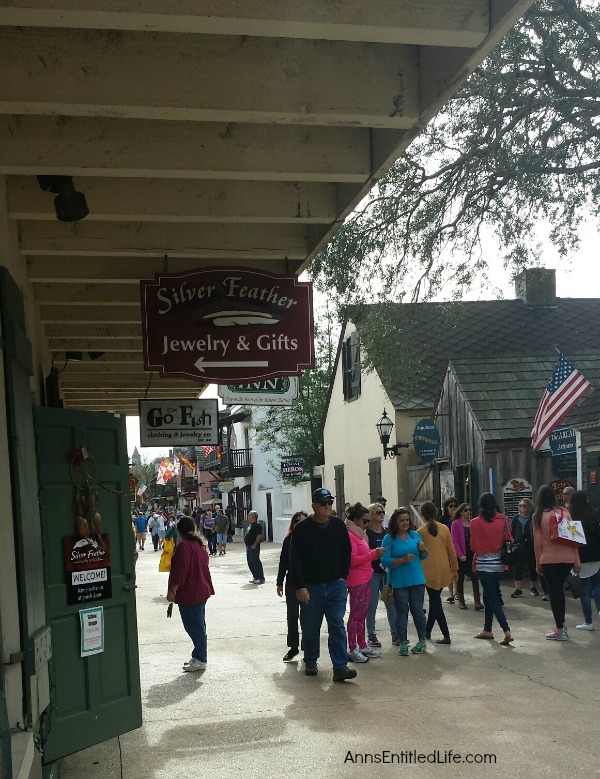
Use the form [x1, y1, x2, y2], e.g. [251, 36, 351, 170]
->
[61, 540, 600, 778]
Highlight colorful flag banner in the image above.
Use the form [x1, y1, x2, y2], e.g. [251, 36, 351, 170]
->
[531, 353, 591, 451]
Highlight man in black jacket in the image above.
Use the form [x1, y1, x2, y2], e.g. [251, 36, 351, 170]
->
[245, 511, 265, 584]
[290, 488, 356, 682]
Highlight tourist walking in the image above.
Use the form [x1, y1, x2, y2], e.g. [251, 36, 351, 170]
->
[276, 511, 307, 661]
[366, 502, 399, 647]
[470, 493, 513, 645]
[345, 503, 385, 663]
[533, 484, 581, 641]
[289, 488, 356, 682]
[148, 513, 161, 552]
[381, 507, 429, 657]
[569, 490, 600, 630]
[451, 503, 483, 610]
[203, 511, 217, 556]
[215, 505, 228, 555]
[417, 501, 458, 645]
[510, 498, 542, 598]
[167, 516, 214, 672]
[440, 497, 458, 602]
[245, 511, 265, 584]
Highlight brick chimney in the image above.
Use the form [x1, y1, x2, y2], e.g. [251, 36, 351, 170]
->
[515, 268, 557, 307]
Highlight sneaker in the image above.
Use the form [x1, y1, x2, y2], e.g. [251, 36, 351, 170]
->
[542, 593, 550, 601]
[391, 636, 401, 646]
[411, 640, 428, 654]
[368, 633, 382, 647]
[545, 628, 568, 641]
[446, 596, 455, 604]
[333, 666, 357, 682]
[283, 648, 300, 661]
[576, 623, 594, 631]
[348, 649, 369, 663]
[304, 660, 318, 676]
[183, 658, 207, 672]
[511, 588, 523, 598]
[398, 641, 409, 657]
[531, 587, 540, 596]
[359, 646, 381, 658]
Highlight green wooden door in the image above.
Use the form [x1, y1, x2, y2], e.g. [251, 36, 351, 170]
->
[34, 407, 142, 763]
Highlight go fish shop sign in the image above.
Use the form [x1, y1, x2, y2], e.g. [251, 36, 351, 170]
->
[141, 268, 314, 383]
[138, 398, 219, 446]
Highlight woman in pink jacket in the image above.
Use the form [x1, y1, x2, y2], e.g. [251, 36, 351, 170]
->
[345, 502, 385, 663]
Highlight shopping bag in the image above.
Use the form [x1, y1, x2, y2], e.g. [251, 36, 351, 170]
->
[159, 536, 175, 572]
[548, 510, 586, 548]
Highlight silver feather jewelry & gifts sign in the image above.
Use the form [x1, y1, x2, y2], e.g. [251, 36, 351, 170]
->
[140, 267, 314, 383]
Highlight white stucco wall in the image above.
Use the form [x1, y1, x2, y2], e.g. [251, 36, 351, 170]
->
[323, 321, 425, 509]
[222, 407, 312, 544]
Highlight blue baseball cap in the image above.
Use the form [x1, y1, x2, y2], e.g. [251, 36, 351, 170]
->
[312, 488, 334, 503]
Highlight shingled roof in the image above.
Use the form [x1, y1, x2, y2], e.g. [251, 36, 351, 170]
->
[351, 297, 600, 410]
[446, 355, 600, 441]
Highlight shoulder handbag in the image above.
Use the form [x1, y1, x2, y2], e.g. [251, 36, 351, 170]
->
[501, 516, 523, 566]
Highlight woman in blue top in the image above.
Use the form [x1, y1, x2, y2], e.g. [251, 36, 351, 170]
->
[382, 507, 429, 657]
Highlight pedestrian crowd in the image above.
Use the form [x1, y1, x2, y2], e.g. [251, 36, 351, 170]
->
[150, 482, 598, 682]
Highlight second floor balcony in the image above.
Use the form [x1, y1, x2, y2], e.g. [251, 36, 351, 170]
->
[199, 447, 253, 478]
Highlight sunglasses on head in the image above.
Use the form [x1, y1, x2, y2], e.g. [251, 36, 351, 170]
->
[319, 500, 334, 506]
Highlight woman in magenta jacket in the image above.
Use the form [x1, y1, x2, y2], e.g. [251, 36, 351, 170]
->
[345, 503, 385, 663]
[451, 503, 483, 610]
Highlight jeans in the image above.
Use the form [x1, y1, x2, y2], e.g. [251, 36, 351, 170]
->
[367, 570, 398, 638]
[580, 569, 600, 623]
[542, 562, 572, 628]
[478, 571, 510, 633]
[178, 602, 207, 663]
[206, 532, 217, 555]
[425, 587, 450, 639]
[247, 545, 264, 581]
[393, 584, 427, 642]
[299, 579, 349, 668]
[151, 533, 159, 551]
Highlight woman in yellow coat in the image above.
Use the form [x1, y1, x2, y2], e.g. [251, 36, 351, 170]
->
[417, 501, 459, 645]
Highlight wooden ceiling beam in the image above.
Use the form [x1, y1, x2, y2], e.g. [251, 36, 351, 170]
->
[0, 1, 489, 47]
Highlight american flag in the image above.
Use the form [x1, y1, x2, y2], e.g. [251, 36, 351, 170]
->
[531, 353, 591, 451]
[203, 445, 213, 458]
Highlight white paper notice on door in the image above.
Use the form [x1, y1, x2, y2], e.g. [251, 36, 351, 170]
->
[80, 606, 104, 657]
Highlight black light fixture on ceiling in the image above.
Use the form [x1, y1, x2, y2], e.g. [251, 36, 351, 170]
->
[37, 175, 89, 222]
[376, 408, 410, 459]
